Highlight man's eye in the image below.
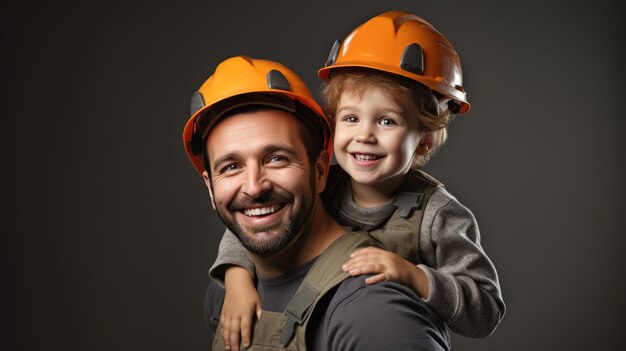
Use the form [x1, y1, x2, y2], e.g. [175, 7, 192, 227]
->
[268, 156, 288, 163]
[221, 163, 241, 173]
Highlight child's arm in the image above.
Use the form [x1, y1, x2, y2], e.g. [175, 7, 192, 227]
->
[342, 247, 431, 299]
[222, 266, 262, 351]
[415, 191, 505, 337]
[343, 189, 505, 338]
[209, 229, 255, 285]
[210, 229, 261, 350]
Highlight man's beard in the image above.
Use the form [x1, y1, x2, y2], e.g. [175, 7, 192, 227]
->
[215, 177, 315, 257]
[228, 207, 299, 257]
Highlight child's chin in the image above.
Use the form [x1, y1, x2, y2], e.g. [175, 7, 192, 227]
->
[350, 173, 381, 186]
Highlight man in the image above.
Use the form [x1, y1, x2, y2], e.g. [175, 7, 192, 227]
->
[183, 56, 450, 350]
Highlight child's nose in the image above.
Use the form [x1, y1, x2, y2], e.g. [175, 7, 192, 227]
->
[355, 124, 376, 143]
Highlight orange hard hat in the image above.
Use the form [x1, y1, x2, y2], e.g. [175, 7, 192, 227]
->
[183, 56, 333, 174]
[318, 11, 470, 114]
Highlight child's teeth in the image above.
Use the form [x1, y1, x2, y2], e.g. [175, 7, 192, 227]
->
[355, 154, 380, 161]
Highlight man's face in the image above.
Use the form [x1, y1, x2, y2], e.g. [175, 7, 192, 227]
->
[204, 109, 320, 257]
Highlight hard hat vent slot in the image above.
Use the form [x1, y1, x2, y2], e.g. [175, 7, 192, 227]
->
[400, 43, 424, 75]
[267, 70, 292, 91]
[190, 91, 206, 115]
[325, 40, 342, 67]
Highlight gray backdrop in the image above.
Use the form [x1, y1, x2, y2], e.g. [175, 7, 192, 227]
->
[4, 0, 624, 350]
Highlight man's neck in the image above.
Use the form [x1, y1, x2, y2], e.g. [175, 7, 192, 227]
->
[252, 200, 346, 278]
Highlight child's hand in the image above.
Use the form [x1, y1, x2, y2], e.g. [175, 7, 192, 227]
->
[222, 266, 262, 350]
[342, 246, 430, 298]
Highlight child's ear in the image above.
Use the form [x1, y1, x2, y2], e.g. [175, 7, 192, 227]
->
[202, 171, 216, 210]
[416, 133, 433, 156]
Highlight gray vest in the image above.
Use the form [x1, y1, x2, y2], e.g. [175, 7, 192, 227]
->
[324, 165, 441, 264]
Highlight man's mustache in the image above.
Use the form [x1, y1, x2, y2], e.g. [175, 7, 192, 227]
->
[227, 190, 295, 212]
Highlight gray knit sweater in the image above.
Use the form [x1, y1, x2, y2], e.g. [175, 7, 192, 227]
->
[209, 173, 505, 338]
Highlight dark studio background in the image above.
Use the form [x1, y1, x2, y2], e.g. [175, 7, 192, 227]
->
[3, 0, 624, 350]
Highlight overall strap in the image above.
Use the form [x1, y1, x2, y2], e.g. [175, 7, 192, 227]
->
[394, 169, 442, 218]
[280, 231, 374, 347]
[370, 169, 442, 264]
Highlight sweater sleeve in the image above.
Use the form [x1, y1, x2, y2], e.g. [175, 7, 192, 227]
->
[418, 188, 505, 338]
[208, 228, 255, 287]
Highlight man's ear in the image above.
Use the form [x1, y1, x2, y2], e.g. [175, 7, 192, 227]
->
[314, 150, 331, 194]
[202, 171, 216, 210]
[416, 133, 433, 156]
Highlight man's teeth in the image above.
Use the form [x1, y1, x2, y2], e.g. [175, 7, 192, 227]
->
[243, 205, 279, 216]
[354, 153, 381, 161]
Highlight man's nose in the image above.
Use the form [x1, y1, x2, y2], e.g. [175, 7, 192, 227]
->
[242, 167, 272, 198]
[355, 123, 376, 143]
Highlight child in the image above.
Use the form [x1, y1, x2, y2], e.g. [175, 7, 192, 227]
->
[211, 11, 505, 350]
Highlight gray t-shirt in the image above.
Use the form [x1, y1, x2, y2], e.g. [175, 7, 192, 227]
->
[257, 259, 316, 312]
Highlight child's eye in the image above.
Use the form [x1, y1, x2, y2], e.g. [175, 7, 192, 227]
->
[343, 115, 359, 123]
[379, 117, 396, 126]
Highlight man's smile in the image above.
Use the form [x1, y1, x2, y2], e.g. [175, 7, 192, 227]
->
[242, 204, 284, 217]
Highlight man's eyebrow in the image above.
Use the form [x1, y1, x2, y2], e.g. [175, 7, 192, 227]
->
[262, 144, 299, 158]
[212, 152, 239, 172]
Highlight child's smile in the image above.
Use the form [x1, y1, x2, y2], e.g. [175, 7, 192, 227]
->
[352, 152, 384, 163]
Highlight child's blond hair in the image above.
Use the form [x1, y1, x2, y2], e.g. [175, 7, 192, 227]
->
[321, 67, 453, 169]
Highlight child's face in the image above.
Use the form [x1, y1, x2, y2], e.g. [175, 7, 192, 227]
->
[333, 86, 422, 188]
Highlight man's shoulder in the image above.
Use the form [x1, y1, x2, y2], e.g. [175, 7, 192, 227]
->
[308, 275, 450, 351]
[328, 275, 432, 317]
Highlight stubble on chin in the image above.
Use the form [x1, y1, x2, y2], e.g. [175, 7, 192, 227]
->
[229, 215, 298, 257]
